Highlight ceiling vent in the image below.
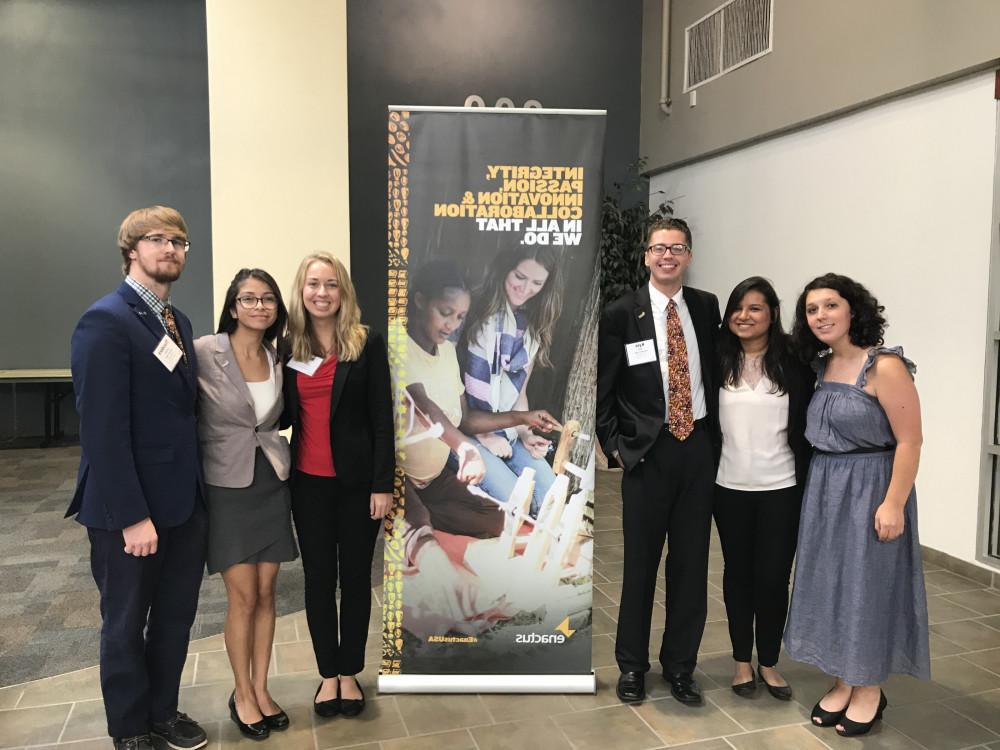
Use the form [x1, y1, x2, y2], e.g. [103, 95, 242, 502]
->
[684, 0, 773, 92]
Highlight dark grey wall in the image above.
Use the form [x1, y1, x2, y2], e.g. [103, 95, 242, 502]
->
[0, 0, 213, 372]
[641, 0, 1000, 171]
[346, 0, 642, 333]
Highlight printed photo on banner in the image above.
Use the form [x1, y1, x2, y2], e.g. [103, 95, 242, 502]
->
[382, 109, 606, 677]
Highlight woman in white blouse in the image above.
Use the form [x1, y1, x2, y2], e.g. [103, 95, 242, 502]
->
[713, 277, 813, 700]
[194, 269, 298, 740]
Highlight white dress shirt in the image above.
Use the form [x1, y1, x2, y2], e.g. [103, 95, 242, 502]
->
[648, 282, 707, 422]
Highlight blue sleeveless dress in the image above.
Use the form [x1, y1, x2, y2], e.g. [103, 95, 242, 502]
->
[784, 347, 930, 685]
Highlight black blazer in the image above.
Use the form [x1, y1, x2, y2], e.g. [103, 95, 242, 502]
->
[714, 346, 816, 486]
[280, 331, 395, 494]
[597, 284, 721, 470]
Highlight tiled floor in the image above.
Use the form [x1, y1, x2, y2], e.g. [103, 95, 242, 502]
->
[3, 470, 1000, 748]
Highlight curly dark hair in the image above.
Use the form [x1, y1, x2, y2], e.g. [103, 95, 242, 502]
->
[718, 277, 790, 392]
[791, 273, 886, 360]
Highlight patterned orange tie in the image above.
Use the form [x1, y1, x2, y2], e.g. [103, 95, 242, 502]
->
[666, 299, 693, 440]
[162, 305, 189, 367]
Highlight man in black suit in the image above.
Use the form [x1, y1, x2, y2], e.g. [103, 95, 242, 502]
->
[597, 217, 720, 705]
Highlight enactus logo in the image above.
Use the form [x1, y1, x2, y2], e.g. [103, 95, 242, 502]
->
[514, 617, 577, 644]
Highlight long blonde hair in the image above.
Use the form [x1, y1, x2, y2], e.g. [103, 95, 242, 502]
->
[287, 253, 368, 362]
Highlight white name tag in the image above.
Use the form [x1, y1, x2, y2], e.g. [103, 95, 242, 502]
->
[625, 339, 657, 367]
[153, 334, 183, 372]
[287, 356, 324, 377]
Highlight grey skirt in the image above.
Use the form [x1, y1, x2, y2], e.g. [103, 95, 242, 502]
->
[205, 448, 298, 574]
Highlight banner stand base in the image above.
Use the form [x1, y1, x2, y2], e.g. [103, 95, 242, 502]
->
[378, 673, 596, 694]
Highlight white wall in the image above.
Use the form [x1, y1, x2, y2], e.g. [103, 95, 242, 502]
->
[206, 0, 351, 320]
[650, 71, 998, 568]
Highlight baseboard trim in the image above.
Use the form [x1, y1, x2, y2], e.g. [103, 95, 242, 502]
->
[921, 545, 999, 589]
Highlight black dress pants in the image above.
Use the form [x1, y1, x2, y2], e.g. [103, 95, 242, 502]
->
[291, 472, 381, 677]
[712, 484, 801, 666]
[88, 505, 207, 738]
[617, 422, 714, 675]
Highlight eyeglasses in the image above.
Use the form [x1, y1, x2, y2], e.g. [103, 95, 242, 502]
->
[647, 243, 690, 256]
[140, 234, 190, 252]
[236, 294, 278, 310]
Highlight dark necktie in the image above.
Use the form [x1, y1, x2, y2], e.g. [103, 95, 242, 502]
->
[666, 299, 693, 440]
[162, 305, 189, 367]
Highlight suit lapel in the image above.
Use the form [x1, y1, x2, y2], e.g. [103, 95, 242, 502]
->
[633, 286, 665, 399]
[682, 287, 714, 388]
[215, 333, 255, 411]
[329, 357, 352, 420]
[120, 282, 167, 343]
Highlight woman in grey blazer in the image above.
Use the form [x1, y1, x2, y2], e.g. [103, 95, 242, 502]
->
[194, 268, 298, 740]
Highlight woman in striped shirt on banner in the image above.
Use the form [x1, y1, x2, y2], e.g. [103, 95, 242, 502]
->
[458, 246, 565, 516]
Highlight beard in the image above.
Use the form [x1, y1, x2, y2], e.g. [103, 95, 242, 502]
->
[137, 257, 184, 284]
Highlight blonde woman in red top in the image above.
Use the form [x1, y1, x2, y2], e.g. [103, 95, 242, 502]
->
[280, 253, 394, 719]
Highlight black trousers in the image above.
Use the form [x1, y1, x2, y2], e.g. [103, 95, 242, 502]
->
[291, 472, 381, 677]
[88, 505, 207, 738]
[617, 421, 714, 675]
[712, 484, 801, 666]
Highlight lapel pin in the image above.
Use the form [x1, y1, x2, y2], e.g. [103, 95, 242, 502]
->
[638, 311, 646, 319]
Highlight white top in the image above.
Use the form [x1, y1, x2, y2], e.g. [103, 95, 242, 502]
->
[245, 349, 278, 426]
[648, 283, 707, 422]
[716, 374, 796, 491]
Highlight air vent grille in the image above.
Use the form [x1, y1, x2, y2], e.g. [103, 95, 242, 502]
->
[684, 0, 773, 92]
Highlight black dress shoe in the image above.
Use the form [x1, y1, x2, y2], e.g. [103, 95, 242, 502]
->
[731, 673, 756, 698]
[151, 711, 209, 749]
[665, 672, 703, 705]
[228, 691, 269, 741]
[113, 736, 154, 750]
[757, 665, 793, 701]
[836, 691, 888, 737]
[314, 681, 341, 718]
[616, 671, 646, 702]
[340, 676, 367, 717]
[262, 704, 290, 730]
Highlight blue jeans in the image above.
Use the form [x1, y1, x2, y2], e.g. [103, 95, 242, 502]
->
[455, 436, 556, 516]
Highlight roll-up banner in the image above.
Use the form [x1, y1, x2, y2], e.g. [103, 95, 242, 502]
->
[380, 106, 606, 693]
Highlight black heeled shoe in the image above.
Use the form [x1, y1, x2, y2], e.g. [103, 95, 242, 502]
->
[314, 681, 341, 718]
[836, 691, 888, 737]
[340, 676, 366, 717]
[757, 665, 792, 701]
[229, 691, 269, 741]
[811, 687, 850, 727]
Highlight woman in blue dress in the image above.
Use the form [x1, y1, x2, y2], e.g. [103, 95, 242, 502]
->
[784, 273, 929, 737]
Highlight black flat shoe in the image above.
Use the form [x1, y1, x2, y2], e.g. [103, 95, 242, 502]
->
[340, 676, 366, 717]
[314, 681, 341, 718]
[228, 691, 269, 741]
[757, 665, 792, 701]
[731, 674, 756, 697]
[616, 671, 645, 702]
[665, 672, 703, 705]
[262, 704, 290, 731]
[836, 691, 888, 737]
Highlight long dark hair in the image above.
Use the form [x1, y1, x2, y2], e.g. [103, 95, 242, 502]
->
[791, 273, 886, 361]
[460, 246, 564, 368]
[216, 268, 288, 345]
[718, 276, 789, 392]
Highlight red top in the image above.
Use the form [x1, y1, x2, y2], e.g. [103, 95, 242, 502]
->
[296, 357, 337, 476]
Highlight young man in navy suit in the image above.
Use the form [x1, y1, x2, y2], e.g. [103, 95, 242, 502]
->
[597, 217, 721, 705]
[69, 206, 208, 750]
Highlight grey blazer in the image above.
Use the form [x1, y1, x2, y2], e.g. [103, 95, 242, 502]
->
[194, 333, 290, 488]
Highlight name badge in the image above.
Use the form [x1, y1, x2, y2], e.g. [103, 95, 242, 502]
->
[625, 339, 657, 367]
[153, 334, 183, 372]
[287, 356, 324, 376]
